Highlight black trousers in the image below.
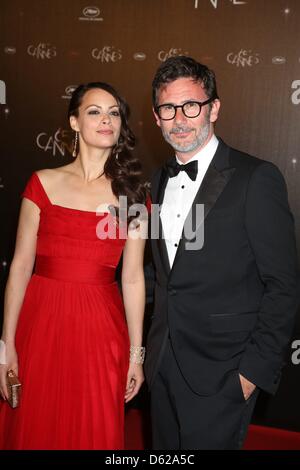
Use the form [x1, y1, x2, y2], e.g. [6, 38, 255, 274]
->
[151, 338, 259, 450]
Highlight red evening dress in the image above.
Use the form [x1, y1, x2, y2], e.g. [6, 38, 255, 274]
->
[0, 172, 130, 449]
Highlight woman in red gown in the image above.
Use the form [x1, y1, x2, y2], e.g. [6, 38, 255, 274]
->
[0, 82, 148, 449]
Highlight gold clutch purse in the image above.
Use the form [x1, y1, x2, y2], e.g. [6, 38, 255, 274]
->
[6, 369, 21, 408]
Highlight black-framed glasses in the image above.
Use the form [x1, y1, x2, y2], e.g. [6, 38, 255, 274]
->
[156, 95, 218, 121]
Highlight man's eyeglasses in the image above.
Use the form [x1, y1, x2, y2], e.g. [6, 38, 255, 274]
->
[156, 95, 218, 121]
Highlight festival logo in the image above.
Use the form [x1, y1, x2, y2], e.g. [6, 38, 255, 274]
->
[4, 46, 16, 55]
[272, 56, 286, 65]
[62, 85, 77, 100]
[92, 46, 122, 62]
[158, 48, 189, 62]
[133, 52, 146, 61]
[79, 6, 103, 21]
[194, 0, 246, 9]
[27, 43, 56, 60]
[227, 49, 259, 67]
[36, 128, 73, 157]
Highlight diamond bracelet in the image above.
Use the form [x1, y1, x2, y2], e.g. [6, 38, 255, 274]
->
[130, 345, 146, 364]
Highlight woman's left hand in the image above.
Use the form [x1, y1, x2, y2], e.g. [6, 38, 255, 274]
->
[125, 362, 144, 403]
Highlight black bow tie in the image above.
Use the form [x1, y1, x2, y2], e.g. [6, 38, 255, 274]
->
[166, 159, 198, 181]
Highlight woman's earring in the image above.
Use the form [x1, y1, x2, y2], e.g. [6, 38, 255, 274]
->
[115, 153, 119, 160]
[72, 131, 78, 158]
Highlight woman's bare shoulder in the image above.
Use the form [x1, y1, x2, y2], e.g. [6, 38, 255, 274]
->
[36, 165, 73, 186]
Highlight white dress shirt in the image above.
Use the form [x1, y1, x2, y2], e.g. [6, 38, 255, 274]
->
[160, 134, 219, 267]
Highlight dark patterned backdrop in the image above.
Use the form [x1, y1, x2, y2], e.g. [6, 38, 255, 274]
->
[1, 0, 299, 432]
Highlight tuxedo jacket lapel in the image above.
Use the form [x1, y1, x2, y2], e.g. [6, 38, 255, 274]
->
[154, 165, 171, 275]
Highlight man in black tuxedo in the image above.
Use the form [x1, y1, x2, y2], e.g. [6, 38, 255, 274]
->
[144, 56, 298, 449]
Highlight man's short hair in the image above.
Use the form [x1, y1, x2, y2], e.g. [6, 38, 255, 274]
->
[152, 56, 218, 109]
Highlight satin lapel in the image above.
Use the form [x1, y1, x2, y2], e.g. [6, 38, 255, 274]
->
[171, 148, 236, 272]
[153, 167, 171, 275]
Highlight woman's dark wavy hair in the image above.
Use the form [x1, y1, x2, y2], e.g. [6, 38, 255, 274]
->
[68, 82, 147, 211]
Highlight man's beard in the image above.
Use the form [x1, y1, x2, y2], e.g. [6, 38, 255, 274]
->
[162, 118, 211, 154]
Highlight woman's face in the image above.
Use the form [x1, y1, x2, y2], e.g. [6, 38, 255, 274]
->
[70, 88, 122, 151]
